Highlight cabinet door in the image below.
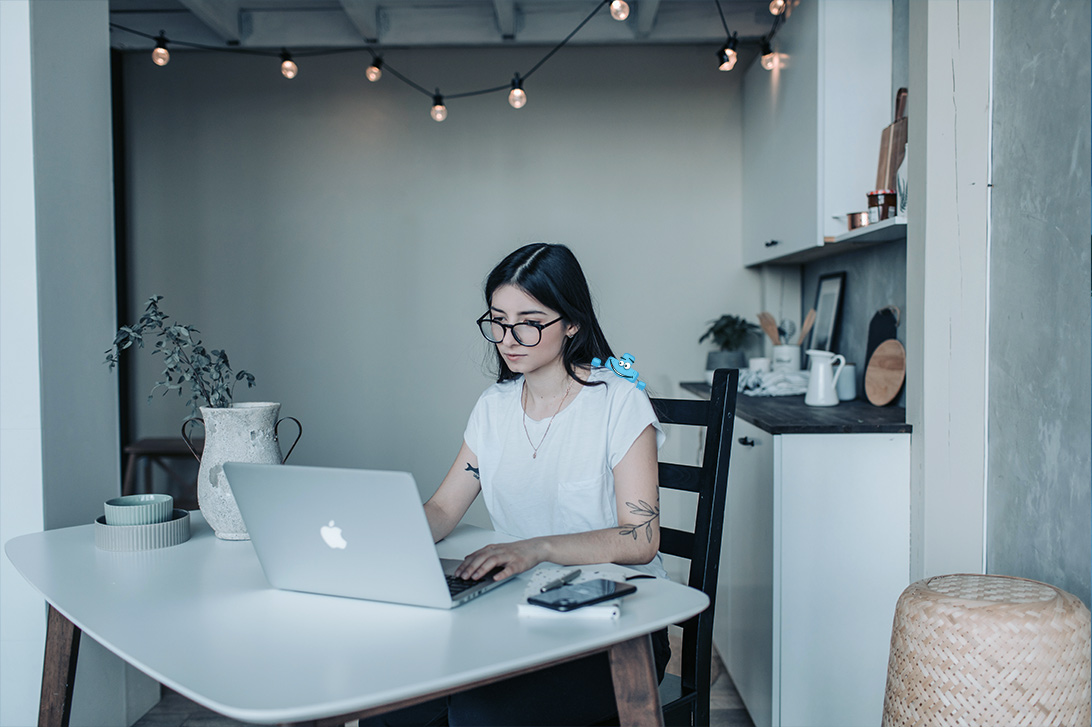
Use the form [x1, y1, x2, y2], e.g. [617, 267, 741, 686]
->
[716, 419, 775, 727]
[777, 433, 910, 727]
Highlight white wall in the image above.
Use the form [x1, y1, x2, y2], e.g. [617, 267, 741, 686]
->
[0, 3, 46, 724]
[121, 44, 758, 518]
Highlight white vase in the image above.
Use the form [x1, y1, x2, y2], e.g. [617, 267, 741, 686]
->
[182, 402, 301, 540]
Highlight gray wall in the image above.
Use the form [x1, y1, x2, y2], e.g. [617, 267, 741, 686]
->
[986, 0, 1091, 606]
[120, 44, 758, 517]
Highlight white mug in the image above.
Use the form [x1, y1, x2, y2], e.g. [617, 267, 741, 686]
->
[837, 363, 857, 401]
[749, 357, 771, 373]
[771, 345, 801, 373]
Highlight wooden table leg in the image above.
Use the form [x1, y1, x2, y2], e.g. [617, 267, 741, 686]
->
[608, 634, 664, 727]
[39, 604, 81, 727]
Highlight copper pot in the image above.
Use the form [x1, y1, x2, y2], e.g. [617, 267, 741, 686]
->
[847, 211, 870, 230]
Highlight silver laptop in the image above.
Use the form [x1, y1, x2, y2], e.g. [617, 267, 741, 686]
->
[223, 462, 511, 609]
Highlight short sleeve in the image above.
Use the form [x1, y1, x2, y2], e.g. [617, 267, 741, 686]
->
[462, 394, 485, 457]
[606, 382, 666, 470]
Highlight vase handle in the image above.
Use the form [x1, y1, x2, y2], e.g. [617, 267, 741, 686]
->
[275, 417, 302, 464]
[181, 417, 204, 463]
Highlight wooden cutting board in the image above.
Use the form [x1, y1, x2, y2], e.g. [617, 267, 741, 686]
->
[864, 339, 906, 406]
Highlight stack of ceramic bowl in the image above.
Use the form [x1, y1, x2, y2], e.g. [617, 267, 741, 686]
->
[95, 494, 191, 551]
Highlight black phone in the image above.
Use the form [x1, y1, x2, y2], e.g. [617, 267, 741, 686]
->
[526, 579, 638, 612]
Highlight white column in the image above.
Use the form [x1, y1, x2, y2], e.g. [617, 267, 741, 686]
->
[0, 3, 47, 725]
[906, 0, 992, 579]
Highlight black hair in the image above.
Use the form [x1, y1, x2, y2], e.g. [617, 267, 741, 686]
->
[484, 243, 613, 385]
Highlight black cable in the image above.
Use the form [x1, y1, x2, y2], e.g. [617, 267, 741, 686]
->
[712, 0, 732, 38]
[521, 0, 608, 81]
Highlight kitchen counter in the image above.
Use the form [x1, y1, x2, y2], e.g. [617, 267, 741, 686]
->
[679, 382, 910, 434]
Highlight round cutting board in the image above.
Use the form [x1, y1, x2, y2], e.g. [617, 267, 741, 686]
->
[865, 339, 906, 406]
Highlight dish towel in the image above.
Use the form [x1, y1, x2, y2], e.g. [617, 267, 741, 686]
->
[739, 369, 810, 397]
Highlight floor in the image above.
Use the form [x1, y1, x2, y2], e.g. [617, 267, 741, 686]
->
[132, 639, 755, 727]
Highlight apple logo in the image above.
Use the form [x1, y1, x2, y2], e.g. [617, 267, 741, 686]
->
[320, 520, 348, 549]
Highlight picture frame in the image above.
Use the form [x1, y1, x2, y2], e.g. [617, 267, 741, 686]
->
[809, 272, 846, 352]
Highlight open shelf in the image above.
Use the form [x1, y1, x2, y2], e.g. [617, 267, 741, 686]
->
[761, 217, 907, 265]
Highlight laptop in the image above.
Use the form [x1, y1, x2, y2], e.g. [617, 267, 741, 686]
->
[223, 462, 511, 609]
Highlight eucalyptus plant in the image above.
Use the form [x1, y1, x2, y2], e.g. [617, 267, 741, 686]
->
[105, 295, 255, 417]
[699, 314, 760, 352]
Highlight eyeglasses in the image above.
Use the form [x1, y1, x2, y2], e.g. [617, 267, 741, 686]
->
[476, 313, 563, 347]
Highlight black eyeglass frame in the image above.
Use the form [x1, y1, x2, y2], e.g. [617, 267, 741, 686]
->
[476, 313, 564, 347]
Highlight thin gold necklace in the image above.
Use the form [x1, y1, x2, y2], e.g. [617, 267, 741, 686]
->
[522, 376, 574, 459]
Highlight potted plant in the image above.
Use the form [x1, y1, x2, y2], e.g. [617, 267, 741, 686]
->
[105, 296, 299, 540]
[699, 314, 760, 376]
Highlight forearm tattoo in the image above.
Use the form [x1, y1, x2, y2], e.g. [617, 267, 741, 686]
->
[619, 500, 659, 543]
[465, 463, 480, 481]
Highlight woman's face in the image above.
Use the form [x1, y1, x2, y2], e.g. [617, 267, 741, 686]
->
[488, 284, 577, 376]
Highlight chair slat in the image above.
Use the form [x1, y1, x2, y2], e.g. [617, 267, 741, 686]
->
[660, 527, 695, 559]
[658, 462, 702, 493]
[650, 398, 708, 427]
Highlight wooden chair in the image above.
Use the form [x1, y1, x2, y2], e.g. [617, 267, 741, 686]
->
[651, 367, 739, 727]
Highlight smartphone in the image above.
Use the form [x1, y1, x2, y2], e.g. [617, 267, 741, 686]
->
[526, 578, 638, 612]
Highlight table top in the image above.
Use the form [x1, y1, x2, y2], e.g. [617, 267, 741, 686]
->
[6, 514, 707, 725]
[680, 382, 910, 434]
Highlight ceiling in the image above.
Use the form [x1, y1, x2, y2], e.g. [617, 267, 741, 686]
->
[107, 0, 782, 51]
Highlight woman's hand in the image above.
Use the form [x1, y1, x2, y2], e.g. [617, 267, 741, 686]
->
[454, 539, 549, 581]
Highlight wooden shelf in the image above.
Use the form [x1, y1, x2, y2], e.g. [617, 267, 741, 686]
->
[756, 217, 907, 266]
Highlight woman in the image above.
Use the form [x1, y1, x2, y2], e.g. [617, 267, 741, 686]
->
[373, 242, 669, 726]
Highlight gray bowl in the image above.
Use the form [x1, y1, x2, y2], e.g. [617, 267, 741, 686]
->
[104, 494, 173, 526]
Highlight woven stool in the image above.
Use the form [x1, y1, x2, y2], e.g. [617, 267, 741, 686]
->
[882, 574, 1091, 726]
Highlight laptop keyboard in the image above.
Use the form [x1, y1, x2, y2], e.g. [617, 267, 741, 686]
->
[446, 566, 504, 596]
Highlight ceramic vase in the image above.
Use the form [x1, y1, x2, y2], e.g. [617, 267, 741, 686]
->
[182, 402, 301, 540]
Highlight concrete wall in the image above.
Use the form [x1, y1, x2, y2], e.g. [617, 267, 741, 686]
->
[986, 0, 1091, 606]
[120, 44, 758, 517]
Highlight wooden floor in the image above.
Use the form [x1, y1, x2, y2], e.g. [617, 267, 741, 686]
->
[132, 642, 755, 727]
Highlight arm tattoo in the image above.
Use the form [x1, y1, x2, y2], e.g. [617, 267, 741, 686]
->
[465, 463, 480, 481]
[618, 500, 659, 543]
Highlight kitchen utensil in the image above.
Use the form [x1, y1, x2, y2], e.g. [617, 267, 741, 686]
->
[779, 319, 796, 345]
[758, 312, 781, 345]
[865, 306, 900, 370]
[876, 88, 908, 191]
[797, 308, 816, 346]
[847, 212, 871, 230]
[864, 339, 906, 406]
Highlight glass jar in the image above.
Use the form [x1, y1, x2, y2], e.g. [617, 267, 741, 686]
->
[867, 189, 897, 223]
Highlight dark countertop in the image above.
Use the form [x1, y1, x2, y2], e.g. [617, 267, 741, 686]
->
[679, 382, 911, 434]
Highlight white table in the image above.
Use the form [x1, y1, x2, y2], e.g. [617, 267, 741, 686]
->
[5, 514, 708, 727]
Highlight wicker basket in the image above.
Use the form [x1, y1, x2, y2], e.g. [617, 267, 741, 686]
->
[882, 574, 1091, 727]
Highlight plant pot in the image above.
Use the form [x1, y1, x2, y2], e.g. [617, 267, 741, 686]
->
[182, 402, 301, 540]
[706, 349, 746, 372]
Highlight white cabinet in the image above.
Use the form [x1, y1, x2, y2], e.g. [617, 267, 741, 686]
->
[742, 0, 892, 267]
[717, 417, 910, 727]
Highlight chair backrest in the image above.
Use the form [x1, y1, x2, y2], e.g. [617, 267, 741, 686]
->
[650, 367, 739, 727]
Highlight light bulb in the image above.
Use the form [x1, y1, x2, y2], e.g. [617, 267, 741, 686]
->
[769, 0, 786, 15]
[609, 0, 630, 21]
[760, 39, 778, 71]
[431, 94, 447, 122]
[366, 58, 383, 82]
[508, 75, 526, 109]
[717, 35, 738, 72]
[152, 33, 169, 66]
[280, 51, 297, 79]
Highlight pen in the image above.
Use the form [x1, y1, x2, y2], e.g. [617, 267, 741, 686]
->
[540, 569, 581, 592]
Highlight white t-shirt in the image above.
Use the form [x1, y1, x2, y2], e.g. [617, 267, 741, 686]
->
[463, 367, 668, 578]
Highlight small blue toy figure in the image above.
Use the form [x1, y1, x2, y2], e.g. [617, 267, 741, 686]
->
[590, 353, 647, 391]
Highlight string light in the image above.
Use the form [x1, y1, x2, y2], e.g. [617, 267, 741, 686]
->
[760, 38, 778, 70]
[717, 33, 738, 71]
[365, 57, 383, 82]
[280, 50, 298, 79]
[430, 91, 447, 122]
[151, 32, 170, 66]
[769, 0, 786, 15]
[508, 74, 527, 109]
[609, 0, 630, 21]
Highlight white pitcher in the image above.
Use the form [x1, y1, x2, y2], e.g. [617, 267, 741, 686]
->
[804, 350, 846, 407]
